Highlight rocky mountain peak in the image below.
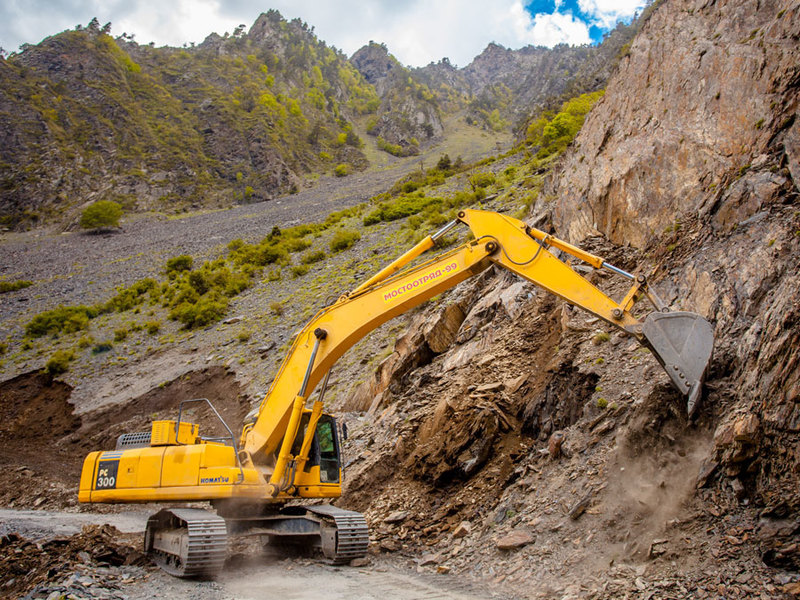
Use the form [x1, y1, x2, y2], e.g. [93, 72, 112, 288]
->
[350, 42, 397, 85]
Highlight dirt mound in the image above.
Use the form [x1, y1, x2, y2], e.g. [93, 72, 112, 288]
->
[0, 524, 148, 599]
[0, 365, 249, 510]
[0, 372, 82, 507]
[75, 365, 250, 452]
[0, 371, 79, 452]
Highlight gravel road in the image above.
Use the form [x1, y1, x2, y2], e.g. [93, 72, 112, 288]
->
[124, 561, 498, 600]
[0, 508, 502, 600]
[0, 508, 151, 539]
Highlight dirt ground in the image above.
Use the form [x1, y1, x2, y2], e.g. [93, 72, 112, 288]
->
[0, 509, 503, 600]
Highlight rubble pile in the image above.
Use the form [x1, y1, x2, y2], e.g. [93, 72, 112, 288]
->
[0, 525, 150, 599]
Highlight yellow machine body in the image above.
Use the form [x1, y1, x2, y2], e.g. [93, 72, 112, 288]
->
[79, 414, 342, 504]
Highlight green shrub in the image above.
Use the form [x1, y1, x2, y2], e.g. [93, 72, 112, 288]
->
[169, 294, 229, 328]
[104, 279, 157, 312]
[0, 280, 33, 293]
[468, 172, 496, 190]
[334, 163, 350, 177]
[165, 255, 194, 276]
[526, 90, 605, 158]
[363, 195, 442, 226]
[92, 342, 113, 354]
[270, 302, 284, 315]
[26, 306, 96, 337]
[77, 335, 94, 349]
[146, 321, 161, 334]
[45, 349, 74, 376]
[80, 200, 123, 230]
[114, 328, 128, 342]
[290, 265, 310, 278]
[0, 342, 7, 355]
[330, 229, 361, 252]
[377, 137, 405, 157]
[302, 250, 327, 264]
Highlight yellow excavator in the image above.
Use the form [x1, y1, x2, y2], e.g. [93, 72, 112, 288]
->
[78, 209, 714, 576]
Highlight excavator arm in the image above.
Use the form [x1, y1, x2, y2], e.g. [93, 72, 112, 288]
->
[245, 209, 714, 495]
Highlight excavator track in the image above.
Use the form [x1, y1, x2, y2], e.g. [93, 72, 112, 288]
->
[145, 508, 227, 578]
[305, 504, 370, 563]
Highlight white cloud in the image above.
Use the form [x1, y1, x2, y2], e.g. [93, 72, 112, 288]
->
[528, 11, 592, 47]
[577, 0, 647, 29]
[0, 0, 599, 65]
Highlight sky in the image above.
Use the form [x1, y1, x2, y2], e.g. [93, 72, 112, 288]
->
[0, 0, 647, 67]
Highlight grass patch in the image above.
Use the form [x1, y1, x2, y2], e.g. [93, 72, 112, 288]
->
[0, 280, 33, 293]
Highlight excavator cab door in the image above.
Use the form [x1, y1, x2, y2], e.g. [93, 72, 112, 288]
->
[292, 414, 342, 483]
[640, 311, 714, 417]
[315, 415, 341, 484]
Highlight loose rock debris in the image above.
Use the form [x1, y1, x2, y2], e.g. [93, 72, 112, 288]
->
[1, 525, 150, 599]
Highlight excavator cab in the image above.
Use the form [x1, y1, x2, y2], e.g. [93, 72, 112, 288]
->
[290, 412, 342, 485]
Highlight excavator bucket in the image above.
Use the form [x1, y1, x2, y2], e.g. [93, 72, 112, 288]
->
[641, 311, 714, 417]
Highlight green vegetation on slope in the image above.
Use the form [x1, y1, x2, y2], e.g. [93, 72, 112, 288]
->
[525, 90, 605, 158]
[0, 12, 378, 228]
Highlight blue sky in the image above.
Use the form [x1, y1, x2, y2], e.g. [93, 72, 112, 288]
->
[0, 1, 648, 67]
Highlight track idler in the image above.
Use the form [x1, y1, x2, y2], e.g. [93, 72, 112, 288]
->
[640, 311, 714, 417]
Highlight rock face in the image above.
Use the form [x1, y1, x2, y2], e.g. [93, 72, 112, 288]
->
[351, 42, 443, 153]
[537, 0, 800, 509]
[548, 0, 799, 247]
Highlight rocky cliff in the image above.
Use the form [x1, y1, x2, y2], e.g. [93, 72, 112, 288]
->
[341, 0, 800, 594]
[544, 0, 800, 509]
[350, 42, 443, 155]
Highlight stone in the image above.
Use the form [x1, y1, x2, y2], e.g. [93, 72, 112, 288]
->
[384, 510, 410, 524]
[731, 478, 746, 500]
[648, 539, 668, 559]
[453, 521, 472, 538]
[733, 413, 760, 443]
[496, 529, 533, 550]
[350, 557, 370, 567]
[568, 491, 593, 520]
[257, 342, 276, 354]
[222, 315, 243, 324]
[695, 459, 718, 488]
[379, 538, 400, 552]
[474, 382, 504, 394]
[419, 552, 442, 566]
[548, 431, 565, 459]
[424, 303, 466, 354]
[436, 565, 451, 574]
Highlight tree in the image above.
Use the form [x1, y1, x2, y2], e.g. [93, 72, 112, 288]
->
[80, 200, 123, 231]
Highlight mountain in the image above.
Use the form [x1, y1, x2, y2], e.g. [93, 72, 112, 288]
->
[0, 10, 639, 230]
[413, 18, 640, 134]
[350, 42, 444, 156]
[0, 11, 377, 228]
